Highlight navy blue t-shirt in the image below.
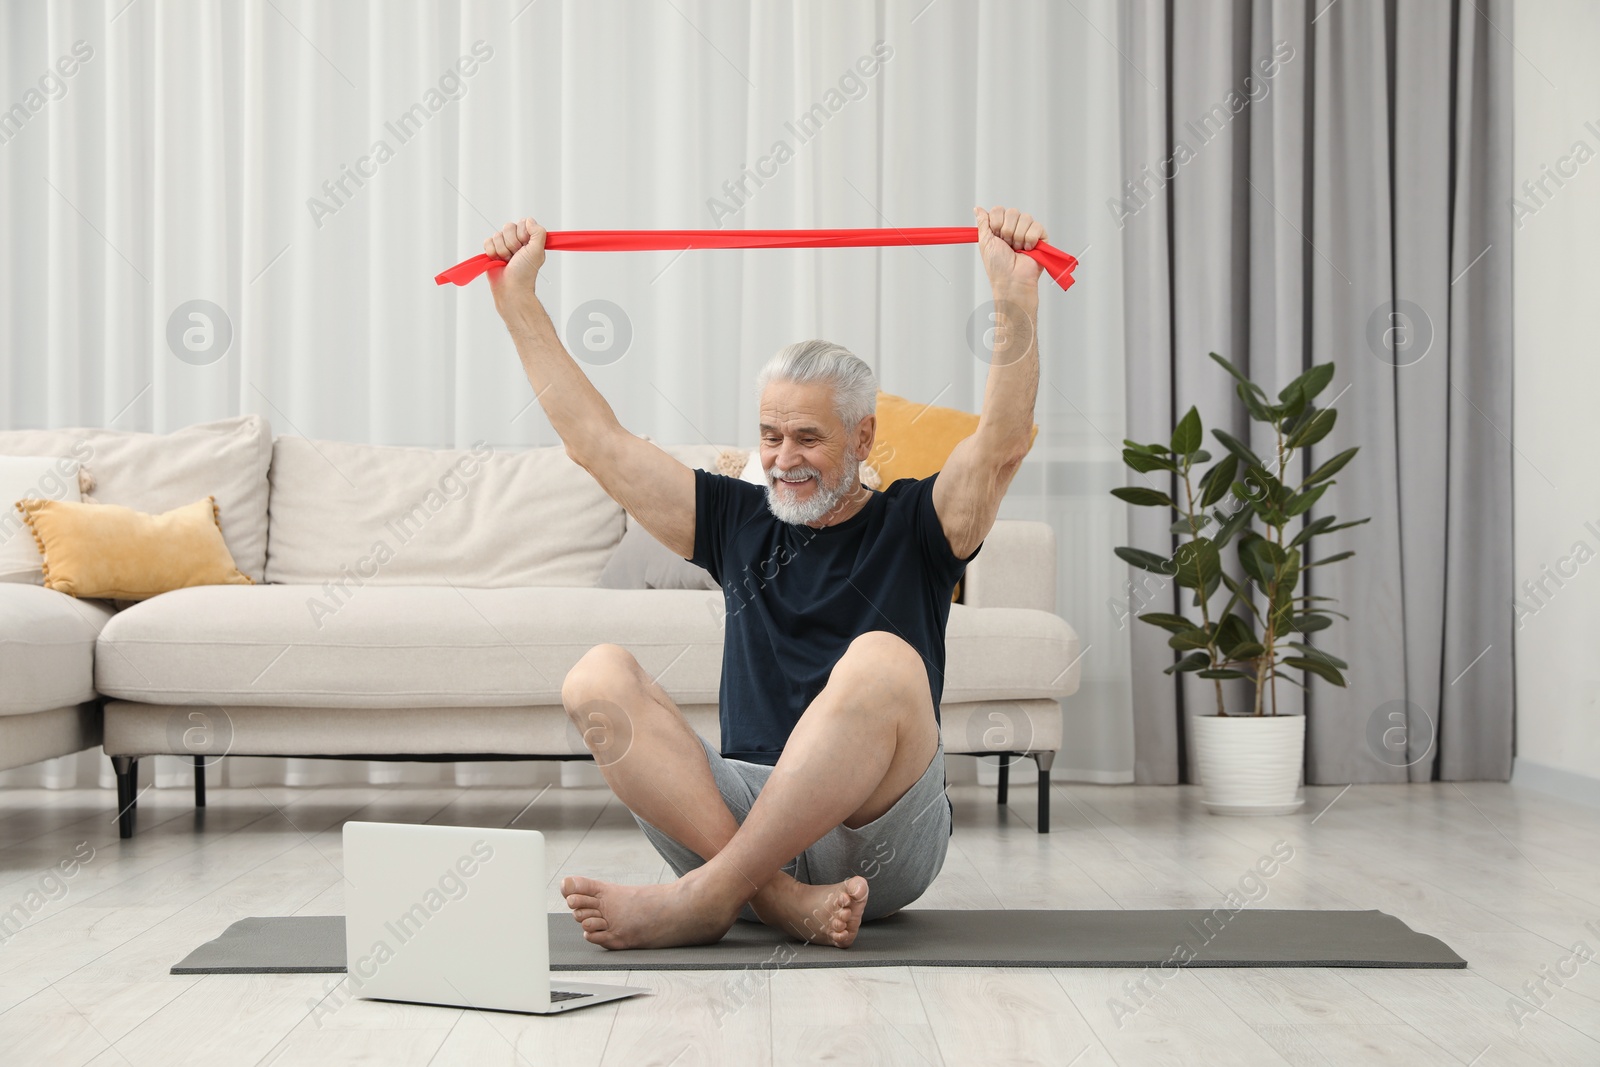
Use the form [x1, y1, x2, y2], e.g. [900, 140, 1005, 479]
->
[689, 467, 980, 772]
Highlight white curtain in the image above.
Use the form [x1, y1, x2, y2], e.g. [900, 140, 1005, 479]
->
[0, 0, 1132, 791]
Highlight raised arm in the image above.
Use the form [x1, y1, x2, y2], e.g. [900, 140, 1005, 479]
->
[486, 218, 696, 559]
[931, 206, 1045, 560]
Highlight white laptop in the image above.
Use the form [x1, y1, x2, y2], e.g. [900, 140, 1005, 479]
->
[342, 821, 650, 1014]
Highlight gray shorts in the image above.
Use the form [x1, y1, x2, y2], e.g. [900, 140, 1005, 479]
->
[632, 733, 952, 924]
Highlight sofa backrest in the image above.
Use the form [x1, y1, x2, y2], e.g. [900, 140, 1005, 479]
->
[0, 415, 273, 583]
[264, 436, 626, 588]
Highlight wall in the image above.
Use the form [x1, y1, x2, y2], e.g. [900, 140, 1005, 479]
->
[1512, 0, 1600, 801]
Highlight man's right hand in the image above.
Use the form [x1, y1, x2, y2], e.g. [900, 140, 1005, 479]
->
[485, 217, 547, 316]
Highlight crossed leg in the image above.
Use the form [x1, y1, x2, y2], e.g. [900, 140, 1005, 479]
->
[557, 630, 939, 950]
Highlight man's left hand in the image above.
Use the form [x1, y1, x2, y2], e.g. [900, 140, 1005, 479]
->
[974, 205, 1047, 294]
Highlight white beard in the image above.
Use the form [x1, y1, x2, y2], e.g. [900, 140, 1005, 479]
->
[765, 459, 859, 526]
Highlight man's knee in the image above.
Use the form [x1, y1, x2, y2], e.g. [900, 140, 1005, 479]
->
[561, 642, 641, 715]
[830, 631, 928, 705]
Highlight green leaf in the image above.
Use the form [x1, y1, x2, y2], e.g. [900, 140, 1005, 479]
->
[1271, 557, 1301, 631]
[1283, 402, 1320, 438]
[1210, 499, 1254, 548]
[1306, 550, 1356, 568]
[1288, 515, 1336, 548]
[1171, 406, 1203, 455]
[1255, 537, 1288, 569]
[1242, 465, 1286, 508]
[1164, 651, 1211, 674]
[1112, 486, 1177, 508]
[1272, 670, 1309, 690]
[1172, 515, 1214, 536]
[1214, 614, 1256, 657]
[1284, 656, 1347, 686]
[1304, 447, 1358, 486]
[1237, 534, 1271, 586]
[1198, 455, 1238, 508]
[1189, 450, 1212, 463]
[1284, 482, 1331, 517]
[1208, 352, 1266, 397]
[1221, 573, 1264, 622]
[1198, 668, 1252, 680]
[1288, 613, 1333, 633]
[1136, 612, 1195, 634]
[1283, 643, 1349, 669]
[1280, 382, 1305, 419]
[1322, 517, 1371, 534]
[1124, 448, 1179, 474]
[1171, 537, 1222, 591]
[1238, 381, 1278, 423]
[1212, 429, 1266, 469]
[1286, 407, 1338, 449]
[1168, 628, 1213, 651]
[1114, 547, 1174, 575]
[1228, 641, 1266, 659]
[1280, 363, 1335, 404]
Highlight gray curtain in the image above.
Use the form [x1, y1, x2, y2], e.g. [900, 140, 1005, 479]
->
[1117, 0, 1513, 784]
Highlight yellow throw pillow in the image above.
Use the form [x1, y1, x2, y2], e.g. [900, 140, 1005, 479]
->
[867, 392, 1039, 604]
[17, 495, 254, 601]
[868, 390, 1039, 484]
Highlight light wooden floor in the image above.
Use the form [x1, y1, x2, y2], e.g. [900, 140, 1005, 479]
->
[0, 774, 1596, 1066]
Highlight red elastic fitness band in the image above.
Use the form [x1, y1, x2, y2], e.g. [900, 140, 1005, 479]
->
[434, 227, 1077, 291]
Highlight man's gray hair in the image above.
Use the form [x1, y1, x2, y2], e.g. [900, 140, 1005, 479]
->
[755, 339, 878, 432]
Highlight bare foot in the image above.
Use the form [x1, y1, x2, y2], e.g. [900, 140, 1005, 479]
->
[752, 874, 870, 948]
[561, 868, 742, 950]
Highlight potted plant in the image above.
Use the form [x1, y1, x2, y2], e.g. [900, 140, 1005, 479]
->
[1113, 354, 1368, 815]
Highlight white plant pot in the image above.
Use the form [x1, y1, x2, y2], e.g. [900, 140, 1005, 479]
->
[1191, 713, 1306, 816]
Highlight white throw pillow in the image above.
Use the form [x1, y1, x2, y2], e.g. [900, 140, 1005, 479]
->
[739, 449, 766, 485]
[0, 455, 83, 583]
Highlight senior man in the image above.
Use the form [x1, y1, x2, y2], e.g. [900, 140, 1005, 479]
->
[483, 206, 1045, 950]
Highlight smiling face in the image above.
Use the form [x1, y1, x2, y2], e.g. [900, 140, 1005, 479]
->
[758, 378, 875, 527]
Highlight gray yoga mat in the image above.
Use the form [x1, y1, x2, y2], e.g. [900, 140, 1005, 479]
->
[171, 910, 1465, 973]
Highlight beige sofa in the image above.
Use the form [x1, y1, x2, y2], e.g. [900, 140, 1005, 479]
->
[0, 416, 1082, 838]
[0, 585, 108, 777]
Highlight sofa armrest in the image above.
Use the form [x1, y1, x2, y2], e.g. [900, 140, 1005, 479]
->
[961, 519, 1056, 612]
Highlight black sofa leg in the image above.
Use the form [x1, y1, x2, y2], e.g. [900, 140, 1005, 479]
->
[1031, 751, 1054, 833]
[194, 755, 206, 808]
[112, 756, 139, 839]
[996, 755, 1010, 805]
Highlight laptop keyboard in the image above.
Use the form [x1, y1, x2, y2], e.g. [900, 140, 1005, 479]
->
[550, 989, 589, 1003]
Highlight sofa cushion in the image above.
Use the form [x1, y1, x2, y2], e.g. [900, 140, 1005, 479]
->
[941, 604, 1082, 703]
[0, 415, 273, 583]
[0, 454, 83, 584]
[264, 438, 625, 589]
[597, 521, 718, 591]
[0, 585, 117, 716]
[96, 585, 727, 708]
[94, 585, 1081, 711]
[596, 441, 724, 590]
